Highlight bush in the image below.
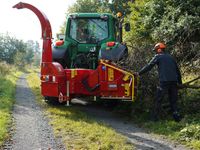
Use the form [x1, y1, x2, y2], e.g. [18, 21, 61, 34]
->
[0, 62, 10, 76]
[179, 125, 200, 141]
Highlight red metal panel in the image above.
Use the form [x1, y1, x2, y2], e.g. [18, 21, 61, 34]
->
[40, 63, 66, 97]
[85, 69, 99, 89]
[41, 82, 59, 97]
[65, 69, 100, 96]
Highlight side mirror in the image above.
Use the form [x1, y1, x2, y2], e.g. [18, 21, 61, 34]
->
[125, 23, 130, 32]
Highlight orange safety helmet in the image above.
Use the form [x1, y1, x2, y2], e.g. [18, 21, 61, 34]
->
[153, 43, 166, 52]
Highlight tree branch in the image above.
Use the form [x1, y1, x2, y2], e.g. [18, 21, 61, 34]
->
[178, 84, 200, 89]
[178, 76, 200, 89]
[183, 76, 200, 85]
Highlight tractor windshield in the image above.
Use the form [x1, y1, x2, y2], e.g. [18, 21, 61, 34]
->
[69, 18, 108, 43]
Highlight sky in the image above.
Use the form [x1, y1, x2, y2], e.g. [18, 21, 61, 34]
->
[0, 0, 76, 42]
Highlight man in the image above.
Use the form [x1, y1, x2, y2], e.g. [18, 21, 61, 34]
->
[138, 43, 182, 122]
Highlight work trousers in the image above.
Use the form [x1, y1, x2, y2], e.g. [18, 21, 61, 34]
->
[152, 81, 178, 119]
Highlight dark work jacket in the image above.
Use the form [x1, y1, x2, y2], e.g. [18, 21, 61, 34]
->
[139, 53, 182, 84]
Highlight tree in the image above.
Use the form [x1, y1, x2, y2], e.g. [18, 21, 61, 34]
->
[68, 0, 101, 13]
[33, 41, 41, 66]
[59, 0, 102, 34]
[122, 0, 200, 114]
[0, 34, 26, 64]
[126, 0, 200, 74]
[59, 0, 133, 34]
[25, 40, 36, 65]
[100, 0, 133, 15]
[0, 34, 40, 67]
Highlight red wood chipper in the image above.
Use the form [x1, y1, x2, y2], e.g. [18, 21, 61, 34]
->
[13, 2, 138, 106]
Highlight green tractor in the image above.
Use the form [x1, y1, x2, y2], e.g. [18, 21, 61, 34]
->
[53, 12, 130, 69]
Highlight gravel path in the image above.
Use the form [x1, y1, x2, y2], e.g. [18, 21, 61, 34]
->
[3, 74, 65, 150]
[74, 101, 190, 150]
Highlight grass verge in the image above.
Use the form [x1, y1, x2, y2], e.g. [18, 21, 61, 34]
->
[114, 109, 200, 150]
[135, 76, 200, 150]
[116, 83, 200, 150]
[27, 72, 135, 150]
[131, 113, 200, 150]
[0, 66, 22, 146]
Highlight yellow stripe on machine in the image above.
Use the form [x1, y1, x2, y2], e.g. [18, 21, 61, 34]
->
[124, 83, 130, 96]
[108, 68, 114, 81]
[71, 69, 77, 78]
[100, 60, 135, 101]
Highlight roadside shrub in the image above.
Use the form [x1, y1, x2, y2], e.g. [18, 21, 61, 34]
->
[179, 125, 200, 141]
[0, 62, 10, 76]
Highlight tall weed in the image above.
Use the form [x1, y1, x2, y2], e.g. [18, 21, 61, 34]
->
[0, 62, 10, 76]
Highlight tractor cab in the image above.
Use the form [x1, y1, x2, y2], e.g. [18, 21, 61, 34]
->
[53, 13, 129, 69]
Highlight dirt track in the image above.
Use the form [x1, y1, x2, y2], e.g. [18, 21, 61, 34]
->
[73, 100, 190, 150]
[3, 75, 190, 150]
[3, 74, 65, 150]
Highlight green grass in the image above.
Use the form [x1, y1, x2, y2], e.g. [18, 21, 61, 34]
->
[27, 72, 135, 150]
[133, 114, 200, 150]
[128, 90, 200, 149]
[0, 66, 22, 146]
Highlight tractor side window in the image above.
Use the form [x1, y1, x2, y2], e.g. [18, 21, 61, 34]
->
[70, 19, 88, 43]
[69, 18, 108, 43]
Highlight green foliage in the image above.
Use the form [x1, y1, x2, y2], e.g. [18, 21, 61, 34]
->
[60, 0, 102, 34]
[0, 64, 21, 146]
[126, 0, 200, 69]
[0, 34, 40, 67]
[128, 110, 200, 149]
[67, 0, 133, 14]
[24, 40, 35, 64]
[68, 0, 102, 13]
[0, 34, 26, 64]
[59, 0, 134, 33]
[122, 0, 200, 115]
[0, 62, 10, 76]
[179, 125, 200, 141]
[125, 0, 152, 45]
[68, 0, 131, 15]
[180, 89, 200, 115]
[99, 0, 133, 15]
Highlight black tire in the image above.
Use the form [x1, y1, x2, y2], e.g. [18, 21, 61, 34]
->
[44, 96, 67, 105]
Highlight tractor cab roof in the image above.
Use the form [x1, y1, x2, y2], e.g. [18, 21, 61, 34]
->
[67, 13, 116, 19]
